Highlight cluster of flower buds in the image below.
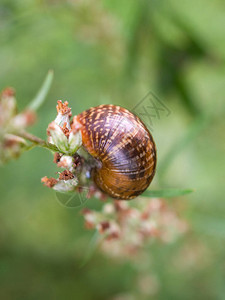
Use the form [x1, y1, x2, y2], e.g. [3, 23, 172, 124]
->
[82, 198, 188, 259]
[42, 101, 108, 198]
[42, 150, 82, 193]
[43, 101, 82, 193]
[42, 151, 108, 201]
[42, 102, 78, 192]
[0, 87, 36, 163]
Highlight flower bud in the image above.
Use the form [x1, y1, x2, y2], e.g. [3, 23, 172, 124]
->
[55, 100, 71, 128]
[0, 87, 37, 164]
[41, 170, 78, 193]
[68, 129, 82, 154]
[10, 110, 36, 132]
[82, 209, 98, 229]
[0, 87, 17, 127]
[0, 134, 27, 163]
[47, 101, 82, 155]
[47, 121, 69, 153]
[56, 155, 74, 170]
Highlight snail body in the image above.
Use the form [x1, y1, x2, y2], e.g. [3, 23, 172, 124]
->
[76, 105, 156, 200]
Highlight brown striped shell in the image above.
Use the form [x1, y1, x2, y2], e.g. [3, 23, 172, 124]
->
[76, 105, 157, 200]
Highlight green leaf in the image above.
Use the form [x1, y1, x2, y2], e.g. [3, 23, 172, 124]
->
[28, 70, 54, 111]
[80, 230, 103, 268]
[142, 188, 194, 198]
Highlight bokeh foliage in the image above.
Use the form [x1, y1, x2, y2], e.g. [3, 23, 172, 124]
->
[0, 0, 225, 299]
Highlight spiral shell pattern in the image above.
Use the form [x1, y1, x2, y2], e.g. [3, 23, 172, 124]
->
[76, 105, 156, 200]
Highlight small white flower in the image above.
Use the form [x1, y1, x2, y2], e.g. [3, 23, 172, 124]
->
[57, 155, 74, 170]
[53, 178, 78, 193]
[55, 111, 71, 129]
[47, 121, 69, 153]
[102, 203, 115, 215]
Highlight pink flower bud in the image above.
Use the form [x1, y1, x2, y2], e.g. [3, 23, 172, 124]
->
[0, 134, 27, 163]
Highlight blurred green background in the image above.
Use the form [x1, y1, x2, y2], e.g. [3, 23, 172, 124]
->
[0, 0, 225, 299]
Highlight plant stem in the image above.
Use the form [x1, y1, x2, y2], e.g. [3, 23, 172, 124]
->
[17, 131, 58, 152]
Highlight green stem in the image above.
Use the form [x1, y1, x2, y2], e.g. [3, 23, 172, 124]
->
[17, 131, 59, 152]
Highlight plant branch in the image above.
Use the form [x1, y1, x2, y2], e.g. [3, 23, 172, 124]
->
[17, 131, 59, 152]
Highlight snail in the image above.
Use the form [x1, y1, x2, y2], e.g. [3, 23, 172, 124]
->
[76, 104, 157, 200]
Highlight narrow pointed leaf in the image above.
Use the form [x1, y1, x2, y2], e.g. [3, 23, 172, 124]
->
[80, 230, 103, 268]
[28, 70, 54, 111]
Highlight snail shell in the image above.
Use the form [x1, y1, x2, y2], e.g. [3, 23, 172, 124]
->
[76, 105, 156, 200]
